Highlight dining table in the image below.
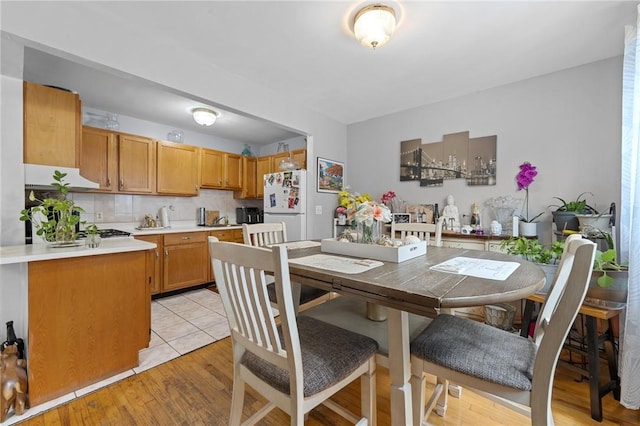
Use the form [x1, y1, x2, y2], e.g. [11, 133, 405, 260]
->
[284, 242, 546, 426]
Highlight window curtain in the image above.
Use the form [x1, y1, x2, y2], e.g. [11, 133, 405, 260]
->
[620, 4, 640, 410]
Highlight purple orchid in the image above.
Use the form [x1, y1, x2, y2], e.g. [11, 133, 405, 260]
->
[516, 162, 537, 190]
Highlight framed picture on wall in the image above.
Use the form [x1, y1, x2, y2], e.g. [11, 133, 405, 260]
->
[317, 157, 344, 193]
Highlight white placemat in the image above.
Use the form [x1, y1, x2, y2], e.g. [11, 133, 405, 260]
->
[289, 254, 383, 274]
[268, 240, 322, 250]
[430, 256, 520, 281]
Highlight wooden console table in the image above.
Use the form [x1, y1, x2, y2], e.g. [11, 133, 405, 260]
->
[521, 293, 622, 422]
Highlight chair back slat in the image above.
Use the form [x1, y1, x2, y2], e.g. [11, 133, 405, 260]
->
[391, 217, 443, 246]
[209, 239, 295, 370]
[243, 222, 288, 246]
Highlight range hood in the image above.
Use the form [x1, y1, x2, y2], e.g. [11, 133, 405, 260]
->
[24, 164, 99, 190]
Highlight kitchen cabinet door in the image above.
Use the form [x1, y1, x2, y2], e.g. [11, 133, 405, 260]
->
[118, 134, 156, 193]
[23, 81, 81, 168]
[200, 148, 224, 188]
[291, 148, 307, 169]
[157, 141, 199, 195]
[225, 153, 243, 190]
[163, 232, 209, 292]
[256, 156, 272, 198]
[135, 234, 163, 295]
[200, 148, 243, 190]
[234, 156, 258, 199]
[80, 126, 117, 192]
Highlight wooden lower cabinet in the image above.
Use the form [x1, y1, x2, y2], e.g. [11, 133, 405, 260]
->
[163, 232, 209, 292]
[208, 228, 244, 280]
[135, 234, 163, 295]
[27, 250, 151, 406]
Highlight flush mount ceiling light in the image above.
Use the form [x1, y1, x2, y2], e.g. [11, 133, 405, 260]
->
[354, 3, 396, 49]
[191, 108, 218, 126]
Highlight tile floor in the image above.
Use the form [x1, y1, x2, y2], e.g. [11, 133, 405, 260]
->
[2, 288, 230, 425]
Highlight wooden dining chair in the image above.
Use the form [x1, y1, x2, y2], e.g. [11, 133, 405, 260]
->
[243, 222, 288, 246]
[208, 238, 378, 426]
[243, 222, 329, 311]
[409, 235, 596, 426]
[391, 217, 444, 247]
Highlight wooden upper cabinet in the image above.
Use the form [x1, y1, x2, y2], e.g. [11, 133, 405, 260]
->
[256, 156, 272, 198]
[80, 126, 117, 192]
[200, 148, 224, 188]
[157, 141, 199, 195]
[234, 156, 258, 199]
[225, 153, 243, 190]
[291, 148, 307, 170]
[200, 148, 243, 190]
[268, 148, 307, 173]
[118, 134, 156, 193]
[24, 81, 81, 167]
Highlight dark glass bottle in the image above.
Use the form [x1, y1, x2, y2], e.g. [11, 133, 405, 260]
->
[433, 203, 440, 224]
[3, 320, 25, 359]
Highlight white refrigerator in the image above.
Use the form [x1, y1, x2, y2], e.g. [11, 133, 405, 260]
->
[263, 170, 307, 241]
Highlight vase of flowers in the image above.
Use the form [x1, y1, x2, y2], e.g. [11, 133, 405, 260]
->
[352, 201, 391, 244]
[339, 189, 391, 244]
[515, 162, 543, 237]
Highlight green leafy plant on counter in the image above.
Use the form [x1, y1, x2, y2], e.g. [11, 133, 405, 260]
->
[19, 170, 85, 243]
[499, 237, 564, 265]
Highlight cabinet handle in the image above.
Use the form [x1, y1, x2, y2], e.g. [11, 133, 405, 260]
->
[164, 249, 168, 257]
[219, 179, 222, 185]
[195, 184, 198, 191]
[106, 178, 111, 188]
[120, 179, 124, 188]
[155, 250, 159, 259]
[182, 236, 190, 240]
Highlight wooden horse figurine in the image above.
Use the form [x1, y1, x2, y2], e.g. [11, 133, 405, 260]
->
[1, 344, 28, 422]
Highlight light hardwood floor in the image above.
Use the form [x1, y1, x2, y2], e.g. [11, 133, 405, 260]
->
[18, 337, 637, 425]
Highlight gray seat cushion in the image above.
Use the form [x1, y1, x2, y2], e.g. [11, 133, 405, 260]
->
[267, 283, 328, 305]
[410, 314, 536, 391]
[241, 316, 378, 397]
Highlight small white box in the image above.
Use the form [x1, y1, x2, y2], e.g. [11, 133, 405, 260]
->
[320, 239, 427, 263]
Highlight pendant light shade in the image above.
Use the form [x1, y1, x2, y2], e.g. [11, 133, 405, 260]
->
[192, 108, 218, 126]
[354, 4, 396, 49]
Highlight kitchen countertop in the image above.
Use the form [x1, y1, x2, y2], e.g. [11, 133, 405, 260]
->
[126, 223, 243, 235]
[0, 238, 156, 265]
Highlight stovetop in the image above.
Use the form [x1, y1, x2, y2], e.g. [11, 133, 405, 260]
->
[76, 229, 132, 239]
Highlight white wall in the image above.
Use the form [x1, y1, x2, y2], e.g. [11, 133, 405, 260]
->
[347, 57, 623, 244]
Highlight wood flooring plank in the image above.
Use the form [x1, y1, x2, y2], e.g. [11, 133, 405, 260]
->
[15, 336, 639, 426]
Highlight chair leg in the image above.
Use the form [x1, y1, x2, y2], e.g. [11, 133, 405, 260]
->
[410, 361, 427, 426]
[229, 372, 245, 426]
[361, 359, 377, 425]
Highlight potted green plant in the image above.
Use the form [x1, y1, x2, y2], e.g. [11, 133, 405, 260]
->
[549, 192, 598, 232]
[84, 223, 101, 248]
[500, 237, 565, 293]
[20, 170, 85, 246]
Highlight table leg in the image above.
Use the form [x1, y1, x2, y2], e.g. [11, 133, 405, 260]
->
[586, 316, 603, 422]
[387, 308, 412, 426]
[603, 318, 621, 400]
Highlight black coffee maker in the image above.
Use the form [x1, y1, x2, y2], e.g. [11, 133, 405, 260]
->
[236, 207, 262, 224]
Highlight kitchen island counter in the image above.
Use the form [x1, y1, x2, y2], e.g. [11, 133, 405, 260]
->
[0, 238, 156, 265]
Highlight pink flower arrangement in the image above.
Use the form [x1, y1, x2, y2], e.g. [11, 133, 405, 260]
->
[516, 162, 543, 222]
[335, 206, 347, 215]
[381, 190, 396, 205]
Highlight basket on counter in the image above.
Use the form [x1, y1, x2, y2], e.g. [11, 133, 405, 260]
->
[484, 303, 516, 330]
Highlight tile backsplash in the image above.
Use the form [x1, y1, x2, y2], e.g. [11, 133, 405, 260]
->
[72, 189, 261, 226]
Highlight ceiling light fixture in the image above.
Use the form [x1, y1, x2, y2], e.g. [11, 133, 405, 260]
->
[192, 108, 218, 126]
[354, 4, 396, 49]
